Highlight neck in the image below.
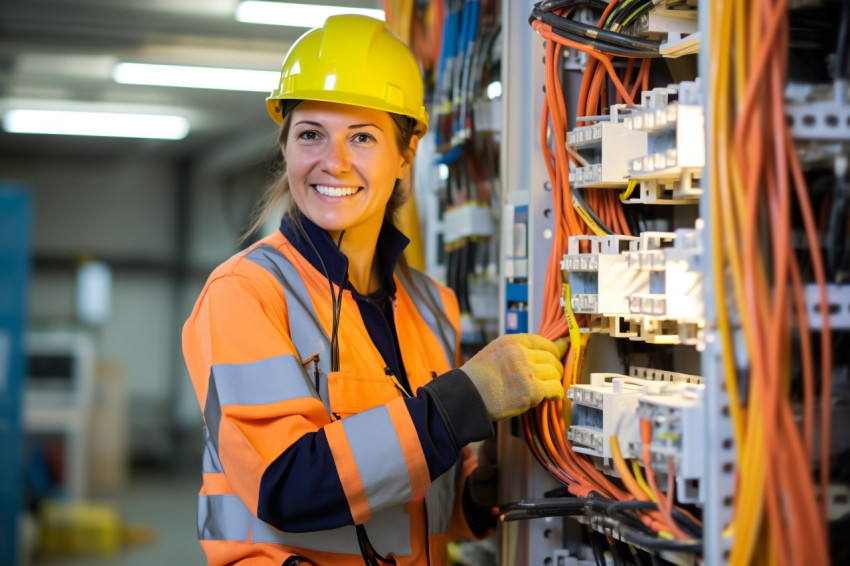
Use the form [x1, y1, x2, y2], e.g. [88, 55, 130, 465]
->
[329, 218, 383, 295]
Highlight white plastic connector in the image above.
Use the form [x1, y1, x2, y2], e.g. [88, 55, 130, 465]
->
[622, 80, 704, 203]
[561, 235, 647, 316]
[566, 373, 646, 459]
[639, 382, 706, 504]
[628, 228, 704, 325]
[567, 121, 648, 188]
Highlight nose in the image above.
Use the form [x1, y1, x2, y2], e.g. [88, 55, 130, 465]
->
[322, 138, 351, 174]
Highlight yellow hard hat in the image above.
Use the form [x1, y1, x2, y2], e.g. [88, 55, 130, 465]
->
[266, 14, 429, 136]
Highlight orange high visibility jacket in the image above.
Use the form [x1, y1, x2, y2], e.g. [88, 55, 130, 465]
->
[183, 214, 494, 565]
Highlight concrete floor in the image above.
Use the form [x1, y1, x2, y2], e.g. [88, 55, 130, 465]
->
[23, 472, 499, 566]
[28, 473, 205, 566]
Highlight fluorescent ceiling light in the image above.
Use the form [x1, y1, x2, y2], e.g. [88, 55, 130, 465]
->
[113, 62, 278, 92]
[235, 1, 384, 28]
[3, 109, 190, 139]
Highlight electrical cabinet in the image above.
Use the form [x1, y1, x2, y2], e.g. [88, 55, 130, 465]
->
[497, 1, 848, 565]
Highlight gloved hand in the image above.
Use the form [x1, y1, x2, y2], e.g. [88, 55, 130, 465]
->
[461, 334, 567, 421]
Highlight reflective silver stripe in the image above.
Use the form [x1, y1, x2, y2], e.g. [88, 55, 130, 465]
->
[202, 426, 223, 474]
[204, 378, 223, 453]
[200, 494, 412, 556]
[211, 354, 311, 407]
[198, 494, 253, 541]
[252, 506, 411, 555]
[342, 406, 412, 512]
[204, 354, 314, 452]
[352, 506, 412, 556]
[424, 460, 462, 535]
[247, 244, 332, 412]
[396, 267, 457, 368]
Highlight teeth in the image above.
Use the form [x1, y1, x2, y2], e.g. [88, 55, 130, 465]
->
[314, 184, 359, 197]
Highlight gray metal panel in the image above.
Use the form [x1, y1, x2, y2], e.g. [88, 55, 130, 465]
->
[498, 1, 562, 564]
[698, 2, 735, 564]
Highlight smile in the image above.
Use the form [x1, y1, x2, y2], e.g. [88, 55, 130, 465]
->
[313, 184, 362, 197]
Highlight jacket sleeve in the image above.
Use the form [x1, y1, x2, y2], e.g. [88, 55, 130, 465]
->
[183, 263, 493, 534]
[424, 283, 498, 541]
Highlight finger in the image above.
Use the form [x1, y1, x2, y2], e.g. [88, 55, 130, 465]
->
[553, 337, 569, 358]
[532, 363, 565, 383]
[534, 379, 565, 402]
[527, 350, 565, 377]
[514, 333, 563, 358]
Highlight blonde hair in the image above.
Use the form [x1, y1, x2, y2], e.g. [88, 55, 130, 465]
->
[242, 109, 420, 242]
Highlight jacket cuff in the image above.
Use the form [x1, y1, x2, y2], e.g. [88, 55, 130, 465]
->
[423, 369, 494, 450]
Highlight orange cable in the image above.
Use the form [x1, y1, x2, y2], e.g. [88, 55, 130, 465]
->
[640, 420, 689, 540]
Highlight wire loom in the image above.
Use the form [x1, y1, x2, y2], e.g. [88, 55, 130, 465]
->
[498, 495, 702, 554]
[515, 1, 836, 565]
[506, 0, 708, 559]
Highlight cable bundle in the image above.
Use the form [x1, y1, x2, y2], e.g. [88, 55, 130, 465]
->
[708, 1, 832, 564]
[515, 0, 704, 549]
[529, 0, 657, 340]
[499, 494, 702, 554]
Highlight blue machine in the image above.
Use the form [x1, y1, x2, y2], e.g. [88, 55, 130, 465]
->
[0, 185, 32, 566]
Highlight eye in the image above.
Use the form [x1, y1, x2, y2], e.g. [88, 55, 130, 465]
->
[296, 129, 321, 141]
[352, 132, 377, 144]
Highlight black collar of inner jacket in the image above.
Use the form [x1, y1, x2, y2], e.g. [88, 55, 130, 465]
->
[279, 209, 410, 297]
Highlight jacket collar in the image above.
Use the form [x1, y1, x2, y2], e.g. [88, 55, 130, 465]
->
[279, 209, 410, 296]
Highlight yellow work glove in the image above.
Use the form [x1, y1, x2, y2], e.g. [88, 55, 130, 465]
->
[461, 334, 568, 421]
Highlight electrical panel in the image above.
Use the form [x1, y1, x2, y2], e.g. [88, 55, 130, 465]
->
[496, 1, 849, 565]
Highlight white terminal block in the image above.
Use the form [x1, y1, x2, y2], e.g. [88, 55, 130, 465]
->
[639, 381, 707, 504]
[561, 235, 647, 316]
[442, 203, 494, 246]
[567, 121, 647, 188]
[565, 373, 645, 460]
[625, 103, 705, 176]
[566, 367, 702, 463]
[623, 80, 704, 203]
[628, 227, 704, 323]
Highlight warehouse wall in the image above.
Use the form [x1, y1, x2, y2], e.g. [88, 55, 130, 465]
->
[1, 144, 276, 472]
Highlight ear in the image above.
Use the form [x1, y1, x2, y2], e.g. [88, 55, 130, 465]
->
[397, 135, 420, 178]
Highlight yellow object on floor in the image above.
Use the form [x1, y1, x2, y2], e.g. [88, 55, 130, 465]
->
[38, 500, 157, 556]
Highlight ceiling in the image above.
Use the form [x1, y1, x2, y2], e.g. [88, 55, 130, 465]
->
[0, 0, 382, 161]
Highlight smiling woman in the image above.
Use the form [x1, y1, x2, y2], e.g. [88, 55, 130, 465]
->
[182, 13, 567, 566]
[281, 102, 416, 293]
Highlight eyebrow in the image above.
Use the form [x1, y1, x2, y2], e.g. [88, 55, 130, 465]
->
[294, 120, 382, 131]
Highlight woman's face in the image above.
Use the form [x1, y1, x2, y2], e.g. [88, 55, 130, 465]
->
[282, 100, 414, 235]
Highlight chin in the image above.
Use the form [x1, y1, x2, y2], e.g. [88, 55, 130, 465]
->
[303, 212, 353, 233]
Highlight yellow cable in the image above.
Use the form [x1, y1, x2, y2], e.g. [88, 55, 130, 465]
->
[719, 2, 767, 564]
[571, 194, 609, 236]
[707, 4, 759, 562]
[630, 459, 657, 502]
[561, 280, 582, 381]
[561, 281, 581, 426]
[619, 179, 639, 202]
